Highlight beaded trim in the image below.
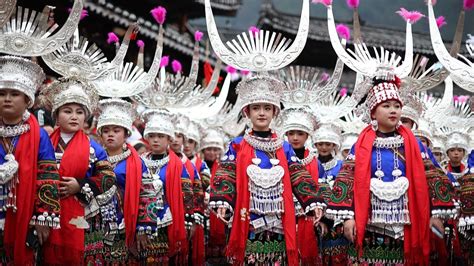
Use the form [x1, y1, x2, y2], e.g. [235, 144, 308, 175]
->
[322, 158, 338, 171]
[243, 130, 283, 152]
[299, 152, 317, 166]
[107, 149, 131, 164]
[373, 135, 404, 149]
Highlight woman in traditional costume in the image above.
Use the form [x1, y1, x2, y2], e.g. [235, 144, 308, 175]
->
[138, 109, 192, 264]
[40, 78, 116, 265]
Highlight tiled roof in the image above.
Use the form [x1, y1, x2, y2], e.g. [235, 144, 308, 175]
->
[195, 0, 243, 11]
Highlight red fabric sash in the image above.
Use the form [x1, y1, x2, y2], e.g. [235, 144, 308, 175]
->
[195, 156, 202, 174]
[184, 158, 196, 182]
[354, 125, 430, 265]
[44, 129, 90, 264]
[226, 136, 298, 265]
[209, 160, 226, 246]
[298, 149, 319, 265]
[124, 144, 142, 248]
[3, 115, 40, 265]
[166, 151, 188, 257]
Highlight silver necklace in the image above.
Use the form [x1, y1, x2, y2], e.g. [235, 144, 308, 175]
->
[107, 149, 131, 164]
[299, 151, 316, 166]
[145, 155, 170, 170]
[373, 135, 404, 149]
[243, 129, 283, 152]
[322, 157, 338, 171]
[0, 112, 31, 138]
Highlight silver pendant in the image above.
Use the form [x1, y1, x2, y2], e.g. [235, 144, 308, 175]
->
[392, 169, 402, 177]
[375, 170, 385, 178]
[252, 158, 262, 165]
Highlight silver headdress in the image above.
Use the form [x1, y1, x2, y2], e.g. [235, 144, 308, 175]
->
[141, 108, 175, 138]
[340, 111, 367, 152]
[42, 24, 140, 80]
[205, 0, 311, 117]
[0, 55, 45, 107]
[428, 0, 474, 93]
[97, 98, 136, 135]
[174, 114, 190, 137]
[41, 77, 99, 119]
[400, 92, 425, 127]
[277, 106, 319, 136]
[441, 130, 471, 154]
[92, 21, 164, 98]
[200, 128, 226, 151]
[199, 101, 246, 138]
[325, 3, 413, 80]
[312, 122, 343, 150]
[0, 0, 16, 28]
[412, 117, 434, 147]
[0, 0, 83, 56]
[186, 120, 203, 144]
[205, 0, 310, 71]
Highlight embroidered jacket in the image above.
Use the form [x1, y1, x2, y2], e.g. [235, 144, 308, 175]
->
[210, 136, 328, 234]
[0, 128, 60, 228]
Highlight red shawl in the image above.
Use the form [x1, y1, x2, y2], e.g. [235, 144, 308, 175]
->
[226, 136, 298, 265]
[124, 143, 143, 248]
[298, 149, 320, 265]
[166, 151, 188, 257]
[44, 129, 90, 264]
[354, 125, 430, 265]
[3, 115, 40, 265]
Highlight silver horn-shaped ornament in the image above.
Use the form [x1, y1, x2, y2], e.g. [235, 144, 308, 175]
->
[428, 0, 474, 92]
[0, 0, 83, 56]
[204, 0, 310, 71]
[0, 0, 16, 28]
[93, 23, 164, 98]
[326, 4, 413, 79]
[42, 23, 140, 80]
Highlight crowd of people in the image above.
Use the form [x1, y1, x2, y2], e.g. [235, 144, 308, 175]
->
[0, 0, 473, 265]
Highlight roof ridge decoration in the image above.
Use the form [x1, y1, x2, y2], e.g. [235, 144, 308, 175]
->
[0, 0, 83, 56]
[325, 3, 413, 79]
[92, 20, 164, 98]
[204, 0, 310, 71]
[428, 0, 474, 92]
[42, 23, 139, 80]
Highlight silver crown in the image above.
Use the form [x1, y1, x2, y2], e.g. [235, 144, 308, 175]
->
[186, 120, 203, 144]
[205, 0, 310, 71]
[0, 55, 45, 107]
[442, 130, 471, 154]
[236, 75, 285, 116]
[141, 108, 175, 138]
[428, 0, 474, 93]
[312, 91, 358, 124]
[401, 93, 425, 126]
[340, 111, 367, 151]
[326, 3, 413, 80]
[97, 98, 136, 135]
[174, 114, 190, 136]
[42, 77, 99, 119]
[277, 107, 319, 136]
[431, 133, 447, 153]
[42, 24, 139, 80]
[199, 101, 246, 138]
[93, 22, 164, 98]
[0, 0, 16, 28]
[341, 133, 358, 152]
[0, 0, 83, 56]
[274, 64, 344, 107]
[312, 122, 343, 150]
[200, 128, 226, 152]
[412, 117, 434, 147]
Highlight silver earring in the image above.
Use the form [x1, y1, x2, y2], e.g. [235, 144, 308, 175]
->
[396, 121, 402, 129]
[370, 120, 378, 131]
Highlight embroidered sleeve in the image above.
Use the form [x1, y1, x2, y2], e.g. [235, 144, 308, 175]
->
[181, 171, 195, 228]
[458, 170, 474, 237]
[192, 169, 206, 225]
[289, 162, 328, 213]
[31, 160, 61, 228]
[209, 142, 237, 213]
[325, 155, 355, 221]
[422, 151, 459, 220]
